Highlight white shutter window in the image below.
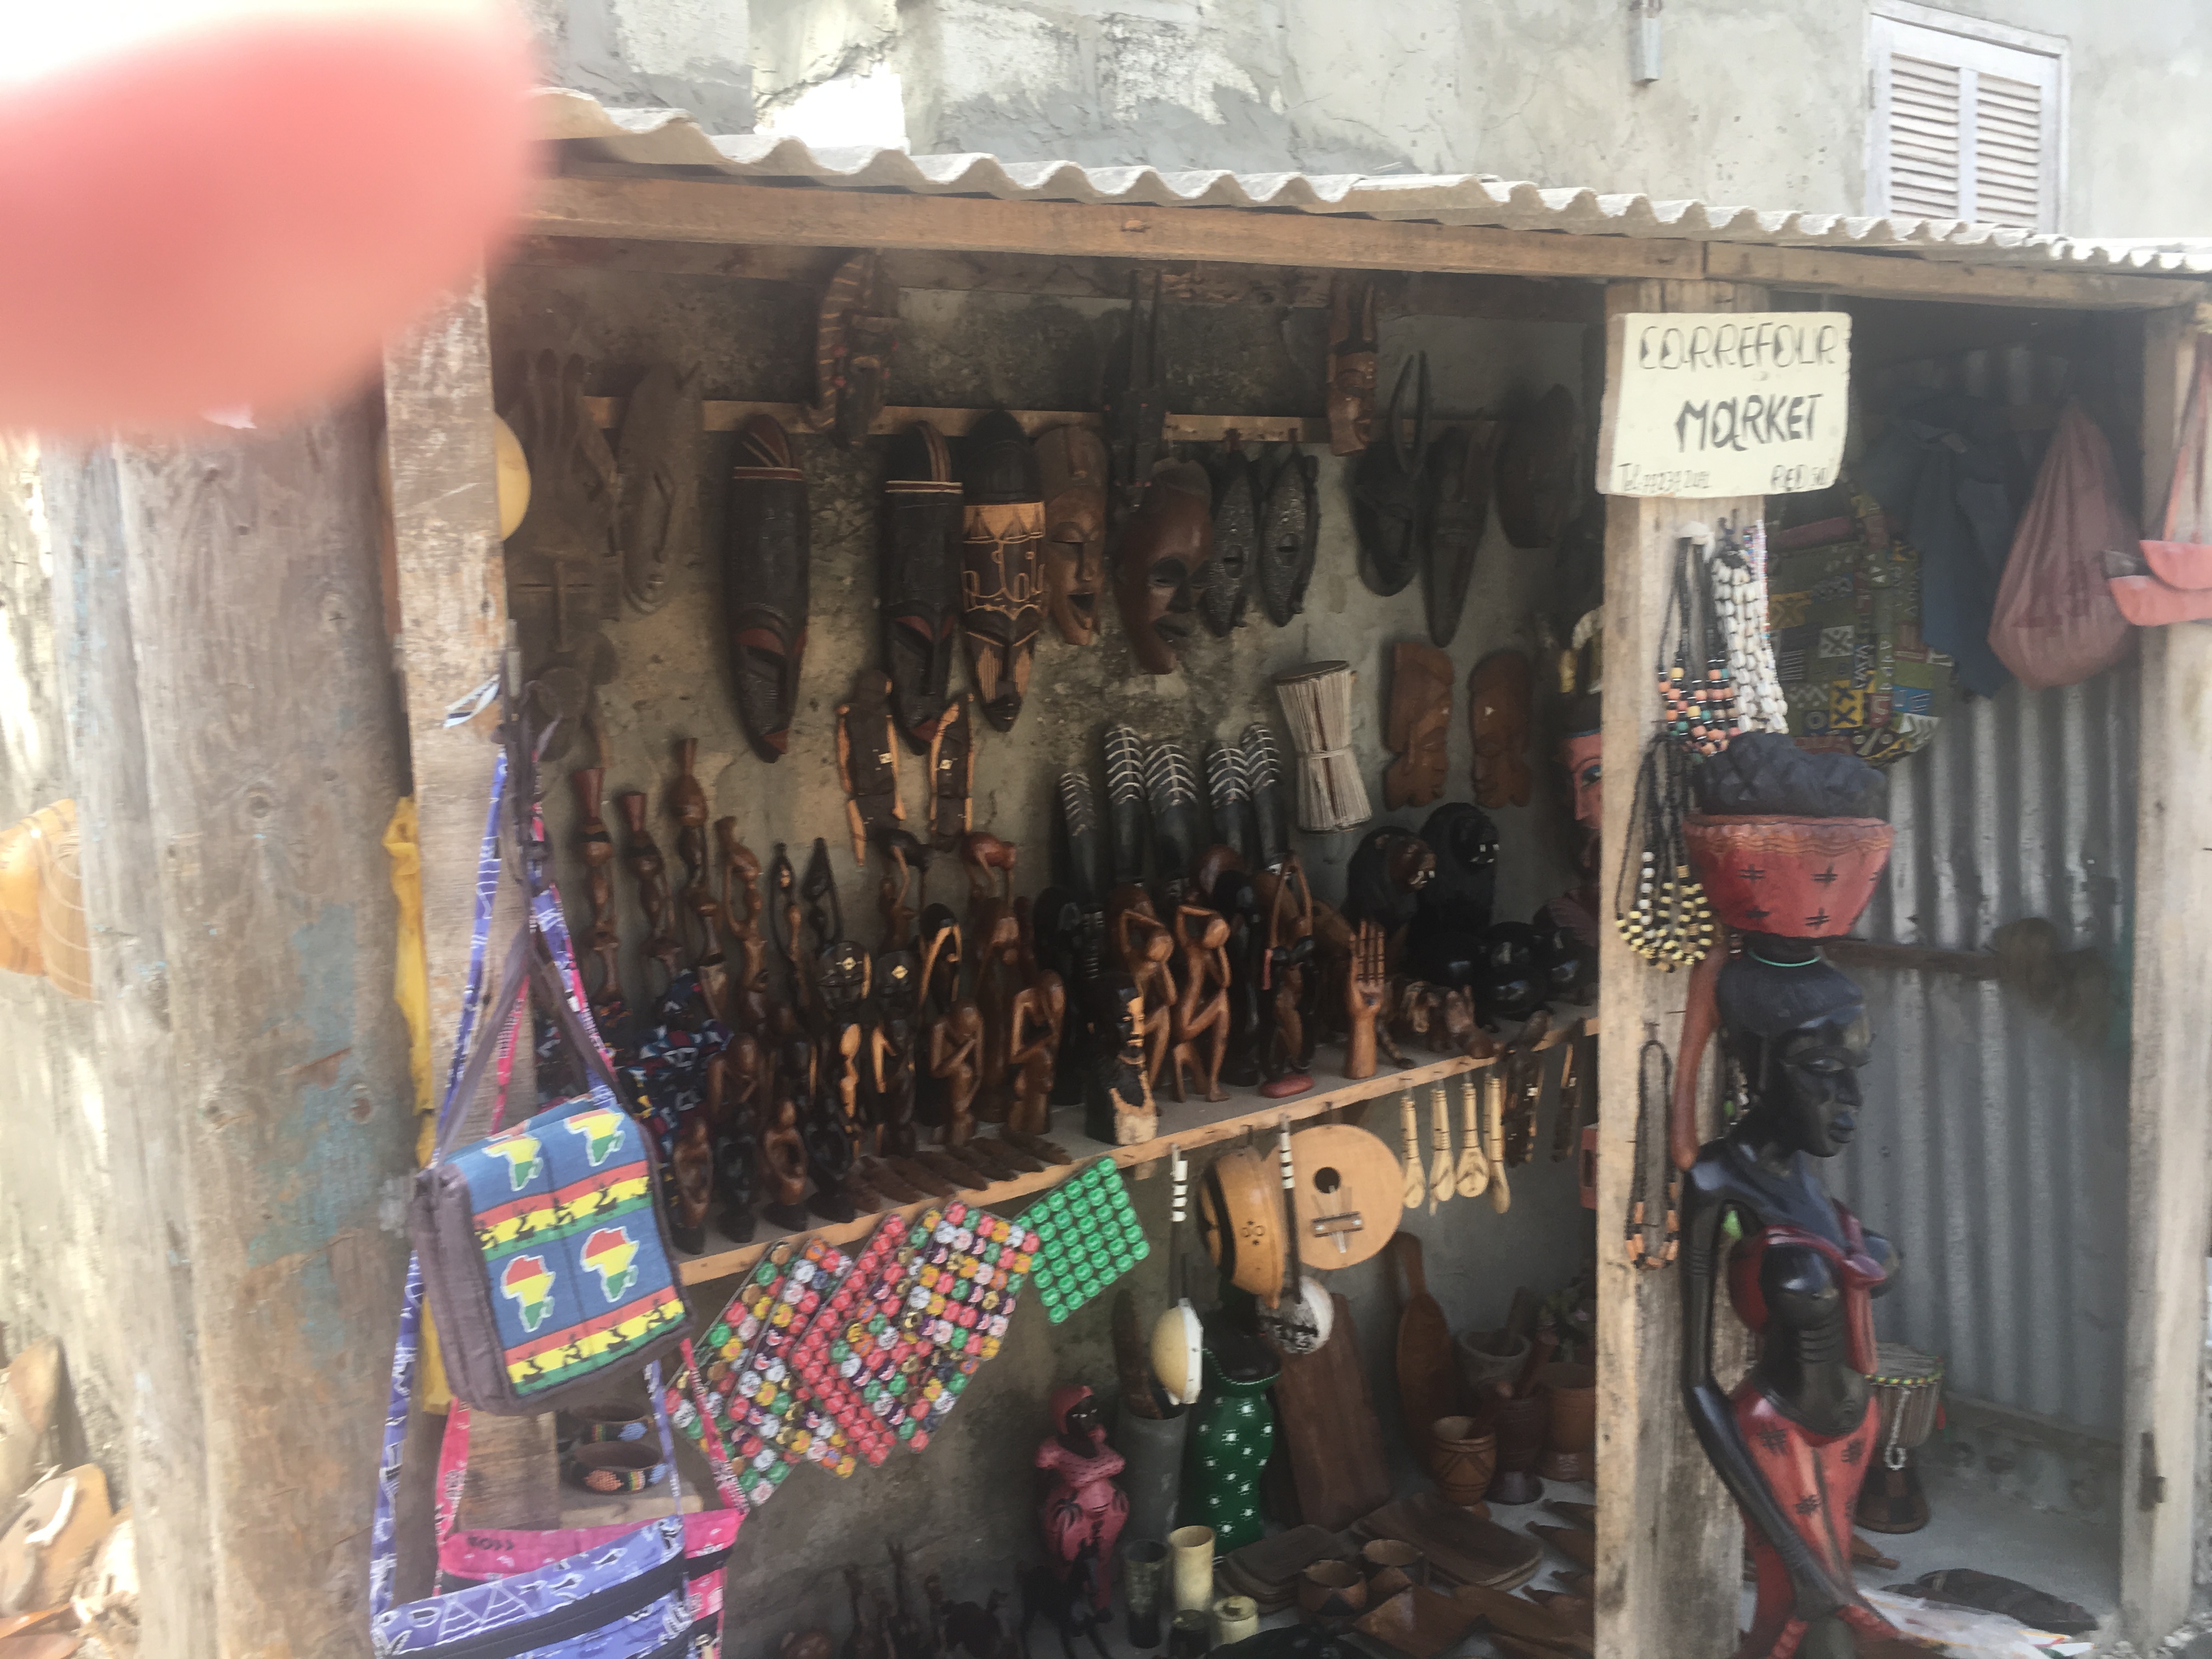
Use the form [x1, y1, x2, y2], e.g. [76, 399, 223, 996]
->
[1870, 5, 2064, 230]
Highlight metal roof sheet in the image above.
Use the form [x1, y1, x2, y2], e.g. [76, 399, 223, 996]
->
[539, 88, 2212, 277]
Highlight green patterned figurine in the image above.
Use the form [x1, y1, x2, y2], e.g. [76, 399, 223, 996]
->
[1180, 1325, 1280, 1551]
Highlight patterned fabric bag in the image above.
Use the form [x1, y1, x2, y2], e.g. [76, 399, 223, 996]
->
[369, 745, 742, 1656]
[410, 756, 691, 1415]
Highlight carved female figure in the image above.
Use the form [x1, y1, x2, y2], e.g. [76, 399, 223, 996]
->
[1035, 1385, 1128, 1614]
[1169, 902, 1231, 1103]
[1680, 943, 1909, 1659]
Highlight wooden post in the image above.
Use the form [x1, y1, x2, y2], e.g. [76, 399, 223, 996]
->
[380, 285, 558, 1525]
[42, 404, 416, 1656]
[2119, 304, 2212, 1651]
[1593, 278, 1767, 1659]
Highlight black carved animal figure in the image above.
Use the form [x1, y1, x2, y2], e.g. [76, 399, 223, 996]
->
[945, 1590, 1018, 1659]
[885, 1544, 933, 1659]
[845, 1566, 893, 1659]
[1018, 1558, 1111, 1659]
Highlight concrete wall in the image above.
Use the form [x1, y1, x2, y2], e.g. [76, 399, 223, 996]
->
[489, 253, 1602, 1651]
[527, 0, 756, 134]
[743, 0, 2212, 238]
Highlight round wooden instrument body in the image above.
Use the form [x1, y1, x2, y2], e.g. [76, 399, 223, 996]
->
[1288, 1124, 1403, 1269]
[1198, 1147, 1286, 1305]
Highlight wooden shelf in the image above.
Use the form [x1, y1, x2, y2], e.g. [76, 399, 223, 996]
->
[676, 1015, 1595, 1286]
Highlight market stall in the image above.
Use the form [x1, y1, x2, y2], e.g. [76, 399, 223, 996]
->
[356, 95, 2212, 1659]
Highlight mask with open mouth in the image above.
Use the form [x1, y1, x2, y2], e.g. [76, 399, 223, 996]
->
[1114, 460, 1213, 675]
[1035, 423, 1108, 647]
[959, 410, 1045, 731]
[724, 414, 809, 760]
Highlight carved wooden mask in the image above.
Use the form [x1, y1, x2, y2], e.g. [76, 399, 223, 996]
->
[1384, 640, 1454, 811]
[1113, 460, 1213, 676]
[723, 414, 809, 761]
[959, 410, 1045, 731]
[1035, 424, 1108, 647]
[1468, 649, 1534, 809]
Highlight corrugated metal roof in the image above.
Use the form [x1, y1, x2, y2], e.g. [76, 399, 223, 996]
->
[539, 88, 2212, 277]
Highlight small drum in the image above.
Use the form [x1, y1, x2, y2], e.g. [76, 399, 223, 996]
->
[1866, 1342, 1944, 1471]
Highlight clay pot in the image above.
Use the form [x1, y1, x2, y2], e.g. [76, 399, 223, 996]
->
[1453, 1327, 1530, 1401]
[1423, 1414, 1498, 1507]
[1486, 1392, 1549, 1505]
[1536, 1363, 1598, 1482]
[1297, 1559, 1367, 1627]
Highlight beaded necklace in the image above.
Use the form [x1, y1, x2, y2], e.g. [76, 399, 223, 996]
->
[1626, 1030, 1681, 1270]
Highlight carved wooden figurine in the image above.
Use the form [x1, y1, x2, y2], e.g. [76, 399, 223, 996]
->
[668, 737, 718, 964]
[930, 1002, 984, 1148]
[1006, 970, 1066, 1137]
[1258, 854, 1318, 1097]
[1169, 902, 1232, 1103]
[1106, 889, 1175, 1092]
[876, 827, 931, 950]
[571, 766, 623, 1017]
[717, 820, 771, 1036]
[716, 1032, 763, 1243]
[759, 1019, 811, 1233]
[1344, 921, 1387, 1081]
[926, 695, 975, 854]
[1036, 1385, 1128, 1615]
[869, 950, 922, 1158]
[838, 671, 905, 865]
[620, 790, 681, 994]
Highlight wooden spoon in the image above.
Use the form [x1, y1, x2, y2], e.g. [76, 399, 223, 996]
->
[1454, 1068, 1491, 1198]
[1426, 1084, 1455, 1212]
[1400, 1091, 1425, 1211]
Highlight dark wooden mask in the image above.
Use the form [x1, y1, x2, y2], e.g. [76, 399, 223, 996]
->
[1113, 460, 1213, 676]
[880, 422, 963, 750]
[1256, 446, 1318, 628]
[1352, 353, 1430, 597]
[1423, 418, 1500, 647]
[724, 414, 809, 761]
[1035, 424, 1108, 647]
[958, 410, 1045, 731]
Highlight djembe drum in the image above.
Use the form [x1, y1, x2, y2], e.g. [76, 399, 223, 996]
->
[1854, 1342, 1945, 1533]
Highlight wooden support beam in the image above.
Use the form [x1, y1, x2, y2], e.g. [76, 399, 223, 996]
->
[1709, 242, 2202, 311]
[505, 234, 1604, 321]
[522, 175, 2203, 311]
[526, 175, 1703, 283]
[1593, 279, 1765, 1659]
[382, 285, 560, 1528]
[2118, 304, 2212, 1651]
[46, 406, 416, 1653]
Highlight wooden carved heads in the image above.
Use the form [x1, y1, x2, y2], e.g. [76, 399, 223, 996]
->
[1035, 424, 1109, 647]
[1384, 640, 1454, 811]
[725, 415, 809, 760]
[959, 410, 1045, 732]
[837, 671, 905, 866]
[1113, 460, 1212, 675]
[810, 250, 898, 447]
[880, 422, 964, 749]
[1468, 649, 1534, 809]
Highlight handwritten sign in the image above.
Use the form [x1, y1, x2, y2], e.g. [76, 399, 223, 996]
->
[1596, 312, 1852, 497]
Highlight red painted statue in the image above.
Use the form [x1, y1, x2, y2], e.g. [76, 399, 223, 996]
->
[1035, 1384, 1127, 1614]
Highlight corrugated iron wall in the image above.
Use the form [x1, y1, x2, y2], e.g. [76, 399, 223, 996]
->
[1825, 663, 2137, 1437]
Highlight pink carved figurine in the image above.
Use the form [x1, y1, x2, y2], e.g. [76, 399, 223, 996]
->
[1035, 1384, 1128, 1613]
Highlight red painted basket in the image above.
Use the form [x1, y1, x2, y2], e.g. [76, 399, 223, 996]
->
[1684, 815, 1894, 939]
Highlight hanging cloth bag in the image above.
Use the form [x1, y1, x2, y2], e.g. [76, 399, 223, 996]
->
[2112, 335, 2212, 624]
[411, 747, 691, 1417]
[1987, 401, 2138, 689]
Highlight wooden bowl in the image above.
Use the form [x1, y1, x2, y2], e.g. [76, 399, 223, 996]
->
[1297, 1559, 1367, 1625]
[1423, 1414, 1498, 1506]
